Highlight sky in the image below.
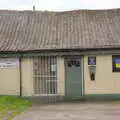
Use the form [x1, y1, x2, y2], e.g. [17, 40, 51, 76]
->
[0, 0, 120, 11]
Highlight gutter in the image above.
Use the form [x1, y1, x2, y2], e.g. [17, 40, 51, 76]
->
[1, 48, 120, 57]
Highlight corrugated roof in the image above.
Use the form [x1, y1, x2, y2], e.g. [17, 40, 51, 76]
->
[0, 9, 120, 51]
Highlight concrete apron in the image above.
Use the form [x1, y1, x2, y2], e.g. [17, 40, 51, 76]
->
[15, 101, 120, 120]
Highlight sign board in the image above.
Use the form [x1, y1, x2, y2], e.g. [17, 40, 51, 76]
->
[115, 59, 120, 68]
[51, 65, 56, 72]
[0, 58, 19, 68]
[88, 57, 96, 65]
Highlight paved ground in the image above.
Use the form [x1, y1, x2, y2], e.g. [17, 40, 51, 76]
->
[14, 101, 120, 120]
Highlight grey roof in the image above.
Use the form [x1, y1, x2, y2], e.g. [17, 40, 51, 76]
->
[0, 9, 120, 51]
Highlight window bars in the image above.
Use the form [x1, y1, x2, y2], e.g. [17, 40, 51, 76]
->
[33, 56, 58, 96]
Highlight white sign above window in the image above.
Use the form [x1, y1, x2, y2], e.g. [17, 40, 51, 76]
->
[0, 58, 19, 68]
[51, 65, 56, 72]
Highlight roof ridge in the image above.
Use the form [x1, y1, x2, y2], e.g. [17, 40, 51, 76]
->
[0, 8, 119, 13]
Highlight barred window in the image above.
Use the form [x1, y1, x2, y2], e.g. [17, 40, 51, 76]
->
[33, 56, 58, 95]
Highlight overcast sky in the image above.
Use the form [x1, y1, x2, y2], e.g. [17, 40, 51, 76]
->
[0, 0, 120, 11]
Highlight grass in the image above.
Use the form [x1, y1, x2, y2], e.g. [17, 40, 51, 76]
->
[0, 96, 32, 120]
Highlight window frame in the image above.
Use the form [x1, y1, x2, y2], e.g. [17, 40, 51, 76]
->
[33, 56, 58, 96]
[112, 55, 120, 72]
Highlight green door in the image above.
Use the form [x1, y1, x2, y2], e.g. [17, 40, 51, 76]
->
[65, 56, 82, 98]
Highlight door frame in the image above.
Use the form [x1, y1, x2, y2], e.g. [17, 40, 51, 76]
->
[64, 55, 84, 98]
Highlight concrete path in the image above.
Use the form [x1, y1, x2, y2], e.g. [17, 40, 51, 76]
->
[14, 101, 120, 120]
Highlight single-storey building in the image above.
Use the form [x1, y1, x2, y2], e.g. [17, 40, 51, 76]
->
[0, 8, 120, 100]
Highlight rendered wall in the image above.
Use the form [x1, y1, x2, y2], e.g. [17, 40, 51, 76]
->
[84, 55, 120, 94]
[0, 58, 20, 95]
[57, 57, 65, 96]
[21, 57, 33, 96]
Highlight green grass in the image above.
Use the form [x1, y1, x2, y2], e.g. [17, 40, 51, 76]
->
[0, 96, 32, 120]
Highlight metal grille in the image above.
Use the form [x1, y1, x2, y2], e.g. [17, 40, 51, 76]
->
[33, 56, 58, 95]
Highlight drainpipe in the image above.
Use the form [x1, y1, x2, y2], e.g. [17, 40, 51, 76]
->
[19, 55, 22, 97]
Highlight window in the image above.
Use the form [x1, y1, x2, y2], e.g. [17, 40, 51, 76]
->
[33, 56, 57, 95]
[112, 55, 120, 72]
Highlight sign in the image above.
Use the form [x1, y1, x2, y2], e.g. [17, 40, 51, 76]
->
[0, 59, 19, 68]
[88, 57, 96, 65]
[51, 65, 56, 72]
[115, 59, 120, 68]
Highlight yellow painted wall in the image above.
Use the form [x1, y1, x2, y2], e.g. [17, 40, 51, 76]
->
[0, 57, 33, 96]
[21, 57, 33, 96]
[57, 57, 65, 96]
[84, 55, 120, 94]
[2, 55, 119, 97]
[0, 58, 20, 95]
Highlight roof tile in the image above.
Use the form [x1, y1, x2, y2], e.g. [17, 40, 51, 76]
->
[0, 9, 120, 51]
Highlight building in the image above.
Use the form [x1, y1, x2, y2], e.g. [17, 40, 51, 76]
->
[0, 9, 120, 100]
